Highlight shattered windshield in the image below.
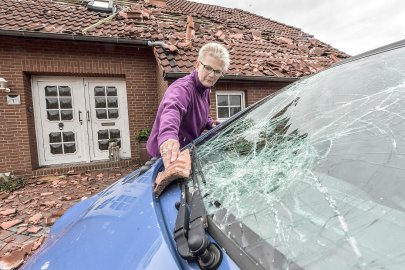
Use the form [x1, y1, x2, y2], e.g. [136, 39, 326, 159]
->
[196, 45, 405, 269]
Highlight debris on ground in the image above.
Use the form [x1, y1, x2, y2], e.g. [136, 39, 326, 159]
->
[0, 165, 137, 269]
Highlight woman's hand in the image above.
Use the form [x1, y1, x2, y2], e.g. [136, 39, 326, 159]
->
[211, 120, 220, 128]
[159, 139, 180, 168]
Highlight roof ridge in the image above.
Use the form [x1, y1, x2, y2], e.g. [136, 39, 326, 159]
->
[231, 7, 302, 32]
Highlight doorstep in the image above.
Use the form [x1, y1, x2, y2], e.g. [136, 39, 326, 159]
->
[32, 159, 136, 177]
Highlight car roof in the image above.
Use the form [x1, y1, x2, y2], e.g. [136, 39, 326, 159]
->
[332, 38, 405, 68]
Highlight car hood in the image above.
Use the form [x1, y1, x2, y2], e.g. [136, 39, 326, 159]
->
[23, 163, 182, 270]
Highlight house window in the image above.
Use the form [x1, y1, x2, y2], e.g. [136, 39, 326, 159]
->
[216, 91, 245, 121]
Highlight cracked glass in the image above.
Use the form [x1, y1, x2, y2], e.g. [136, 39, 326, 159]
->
[196, 46, 405, 269]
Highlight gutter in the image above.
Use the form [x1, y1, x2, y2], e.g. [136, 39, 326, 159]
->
[164, 72, 298, 83]
[0, 29, 183, 51]
[0, 29, 149, 46]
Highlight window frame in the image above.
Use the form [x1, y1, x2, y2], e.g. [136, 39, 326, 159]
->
[215, 91, 246, 121]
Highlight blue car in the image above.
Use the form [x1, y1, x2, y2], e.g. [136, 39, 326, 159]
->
[24, 39, 405, 270]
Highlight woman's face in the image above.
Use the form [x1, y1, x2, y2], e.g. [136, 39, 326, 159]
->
[197, 54, 224, 88]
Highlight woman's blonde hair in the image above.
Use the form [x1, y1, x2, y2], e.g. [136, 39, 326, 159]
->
[198, 43, 230, 71]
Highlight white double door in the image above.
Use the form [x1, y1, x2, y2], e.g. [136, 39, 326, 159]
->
[32, 77, 131, 166]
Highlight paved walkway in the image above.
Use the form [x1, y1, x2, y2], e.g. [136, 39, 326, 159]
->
[0, 165, 138, 269]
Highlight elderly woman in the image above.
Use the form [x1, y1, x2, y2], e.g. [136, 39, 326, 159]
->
[147, 42, 230, 168]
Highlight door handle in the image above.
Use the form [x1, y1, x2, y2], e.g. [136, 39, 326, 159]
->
[86, 110, 90, 122]
[78, 110, 83, 125]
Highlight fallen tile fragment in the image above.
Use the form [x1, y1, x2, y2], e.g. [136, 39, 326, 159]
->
[0, 229, 13, 240]
[16, 227, 27, 234]
[60, 195, 72, 201]
[27, 226, 42, 234]
[0, 220, 23, 230]
[7, 195, 16, 200]
[0, 241, 34, 270]
[31, 236, 45, 251]
[44, 210, 66, 227]
[154, 149, 191, 197]
[40, 192, 53, 196]
[28, 213, 43, 225]
[0, 209, 16, 216]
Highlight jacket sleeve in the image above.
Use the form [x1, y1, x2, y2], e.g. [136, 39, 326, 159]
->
[157, 83, 191, 147]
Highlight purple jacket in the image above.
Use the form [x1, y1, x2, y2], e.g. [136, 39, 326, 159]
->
[146, 70, 214, 157]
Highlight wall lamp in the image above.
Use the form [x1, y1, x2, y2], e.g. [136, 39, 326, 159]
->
[0, 78, 11, 93]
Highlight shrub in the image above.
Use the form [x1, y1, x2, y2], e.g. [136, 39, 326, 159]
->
[0, 176, 26, 193]
[135, 127, 151, 142]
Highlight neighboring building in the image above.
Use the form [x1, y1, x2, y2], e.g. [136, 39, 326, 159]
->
[0, 0, 349, 175]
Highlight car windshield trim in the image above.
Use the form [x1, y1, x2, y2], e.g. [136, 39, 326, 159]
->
[331, 38, 405, 68]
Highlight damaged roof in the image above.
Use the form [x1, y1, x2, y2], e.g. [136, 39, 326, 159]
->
[0, 0, 350, 78]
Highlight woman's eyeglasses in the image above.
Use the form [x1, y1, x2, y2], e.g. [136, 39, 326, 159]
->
[199, 61, 223, 76]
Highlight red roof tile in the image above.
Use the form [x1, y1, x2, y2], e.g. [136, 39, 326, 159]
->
[0, 0, 350, 78]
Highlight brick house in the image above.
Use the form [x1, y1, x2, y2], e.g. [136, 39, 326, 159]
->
[0, 0, 349, 175]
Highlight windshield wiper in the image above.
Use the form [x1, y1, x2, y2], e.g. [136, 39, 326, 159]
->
[173, 147, 222, 270]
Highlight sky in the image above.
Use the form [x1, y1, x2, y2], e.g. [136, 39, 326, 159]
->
[192, 0, 405, 56]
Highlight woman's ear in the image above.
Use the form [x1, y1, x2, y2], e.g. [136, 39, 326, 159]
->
[194, 60, 199, 69]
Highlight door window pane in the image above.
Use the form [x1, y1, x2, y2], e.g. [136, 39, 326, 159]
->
[95, 97, 106, 108]
[108, 109, 119, 119]
[94, 86, 105, 96]
[63, 132, 75, 142]
[61, 110, 73, 120]
[58, 86, 71, 96]
[49, 132, 62, 143]
[107, 97, 118, 108]
[50, 144, 63, 155]
[64, 143, 76, 154]
[110, 129, 121, 139]
[47, 110, 60, 121]
[99, 140, 109, 151]
[45, 86, 58, 96]
[60, 98, 72, 109]
[96, 109, 107, 119]
[46, 98, 59, 109]
[107, 86, 117, 96]
[98, 130, 109, 140]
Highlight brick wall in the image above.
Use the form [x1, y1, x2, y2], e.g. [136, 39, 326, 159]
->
[155, 58, 168, 104]
[0, 36, 158, 175]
